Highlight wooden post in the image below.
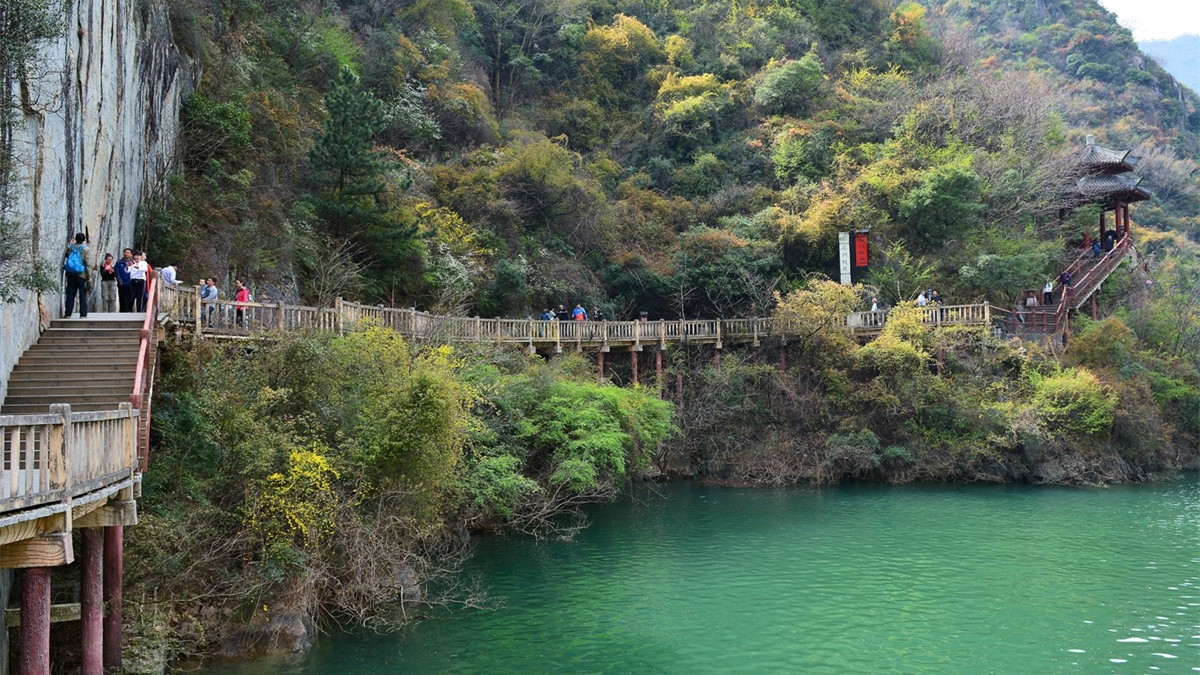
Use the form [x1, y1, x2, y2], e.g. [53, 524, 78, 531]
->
[598, 352, 605, 384]
[983, 301, 990, 325]
[1124, 204, 1130, 234]
[475, 316, 482, 342]
[276, 301, 286, 331]
[713, 347, 721, 368]
[193, 286, 202, 337]
[335, 297, 345, 335]
[103, 526, 123, 671]
[631, 350, 638, 385]
[20, 568, 51, 675]
[81, 528, 104, 675]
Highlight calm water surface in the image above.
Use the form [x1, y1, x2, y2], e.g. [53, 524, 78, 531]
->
[207, 477, 1200, 674]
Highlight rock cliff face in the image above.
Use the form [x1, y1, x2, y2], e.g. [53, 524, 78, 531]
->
[0, 0, 189, 400]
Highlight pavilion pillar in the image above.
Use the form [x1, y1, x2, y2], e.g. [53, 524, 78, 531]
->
[1124, 204, 1131, 234]
[20, 568, 51, 675]
[631, 350, 638, 385]
[1115, 198, 1123, 237]
[597, 352, 605, 384]
[81, 529, 104, 675]
[1099, 208, 1105, 244]
[103, 526, 123, 671]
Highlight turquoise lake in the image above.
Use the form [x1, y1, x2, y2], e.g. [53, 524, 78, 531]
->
[205, 477, 1200, 674]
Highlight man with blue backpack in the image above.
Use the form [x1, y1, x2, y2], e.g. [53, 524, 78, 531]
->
[62, 232, 91, 318]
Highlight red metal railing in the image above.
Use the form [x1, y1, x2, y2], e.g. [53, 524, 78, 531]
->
[130, 273, 159, 471]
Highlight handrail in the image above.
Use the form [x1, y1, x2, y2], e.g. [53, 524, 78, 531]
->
[130, 272, 159, 471]
[0, 404, 138, 513]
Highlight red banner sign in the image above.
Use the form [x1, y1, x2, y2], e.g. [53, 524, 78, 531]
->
[853, 232, 869, 267]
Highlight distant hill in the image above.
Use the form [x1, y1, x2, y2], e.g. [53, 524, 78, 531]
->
[1141, 35, 1200, 93]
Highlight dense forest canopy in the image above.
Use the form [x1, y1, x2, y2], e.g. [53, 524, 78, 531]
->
[141, 0, 1199, 320]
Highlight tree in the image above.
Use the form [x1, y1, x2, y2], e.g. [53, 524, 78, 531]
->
[753, 52, 825, 115]
[309, 66, 394, 240]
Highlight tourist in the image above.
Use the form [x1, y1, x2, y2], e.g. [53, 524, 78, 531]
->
[200, 278, 218, 325]
[540, 308, 553, 321]
[572, 304, 588, 321]
[1091, 240, 1102, 258]
[62, 233, 91, 319]
[1025, 291, 1037, 309]
[128, 251, 149, 312]
[870, 297, 879, 312]
[931, 290, 943, 305]
[234, 280, 250, 327]
[1042, 280, 1053, 305]
[917, 292, 928, 307]
[99, 254, 118, 312]
[555, 304, 570, 322]
[1014, 299, 1026, 325]
[161, 261, 178, 286]
[116, 248, 134, 312]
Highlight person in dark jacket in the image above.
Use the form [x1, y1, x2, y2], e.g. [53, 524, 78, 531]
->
[555, 305, 570, 322]
[62, 233, 91, 318]
[115, 248, 134, 312]
[99, 254, 118, 312]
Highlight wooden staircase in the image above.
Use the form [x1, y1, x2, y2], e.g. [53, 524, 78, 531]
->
[1, 314, 146, 415]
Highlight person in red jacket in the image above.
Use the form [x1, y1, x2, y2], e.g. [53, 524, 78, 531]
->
[234, 279, 250, 327]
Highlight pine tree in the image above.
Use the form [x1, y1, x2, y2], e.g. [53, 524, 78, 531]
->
[309, 66, 391, 239]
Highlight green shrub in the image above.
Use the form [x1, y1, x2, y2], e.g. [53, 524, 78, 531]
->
[1029, 368, 1117, 436]
[753, 52, 825, 114]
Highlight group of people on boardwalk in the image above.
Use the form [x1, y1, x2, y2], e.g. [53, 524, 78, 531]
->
[61, 233, 254, 327]
[62, 234, 176, 318]
[539, 304, 590, 321]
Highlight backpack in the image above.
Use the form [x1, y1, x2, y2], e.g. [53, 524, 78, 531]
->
[64, 245, 85, 275]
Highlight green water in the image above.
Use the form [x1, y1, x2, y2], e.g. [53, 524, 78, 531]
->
[207, 478, 1200, 674]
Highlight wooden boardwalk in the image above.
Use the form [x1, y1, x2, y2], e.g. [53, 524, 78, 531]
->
[160, 284, 996, 350]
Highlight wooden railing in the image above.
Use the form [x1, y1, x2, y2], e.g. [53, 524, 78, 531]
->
[159, 285, 1009, 346]
[0, 404, 137, 514]
[131, 275, 158, 471]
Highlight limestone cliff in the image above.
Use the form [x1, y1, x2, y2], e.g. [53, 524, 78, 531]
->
[0, 0, 190, 400]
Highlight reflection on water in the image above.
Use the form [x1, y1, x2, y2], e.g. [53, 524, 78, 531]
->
[205, 477, 1200, 674]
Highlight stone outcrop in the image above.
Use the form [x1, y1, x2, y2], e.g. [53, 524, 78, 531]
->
[0, 0, 191, 401]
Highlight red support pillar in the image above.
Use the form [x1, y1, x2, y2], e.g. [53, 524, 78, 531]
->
[82, 529, 104, 675]
[631, 350, 638, 385]
[1099, 209, 1105, 244]
[655, 349, 663, 395]
[1115, 198, 1123, 237]
[103, 526, 123, 671]
[597, 351, 605, 384]
[1124, 204, 1131, 234]
[20, 568, 51, 675]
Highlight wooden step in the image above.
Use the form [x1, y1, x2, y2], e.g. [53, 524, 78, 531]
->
[4, 393, 130, 405]
[11, 364, 136, 375]
[4, 385, 133, 397]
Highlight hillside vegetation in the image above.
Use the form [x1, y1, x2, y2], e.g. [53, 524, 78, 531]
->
[121, 0, 1200, 663]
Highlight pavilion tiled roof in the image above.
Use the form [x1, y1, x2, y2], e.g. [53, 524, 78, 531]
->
[1078, 135, 1136, 173]
[1076, 174, 1151, 202]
